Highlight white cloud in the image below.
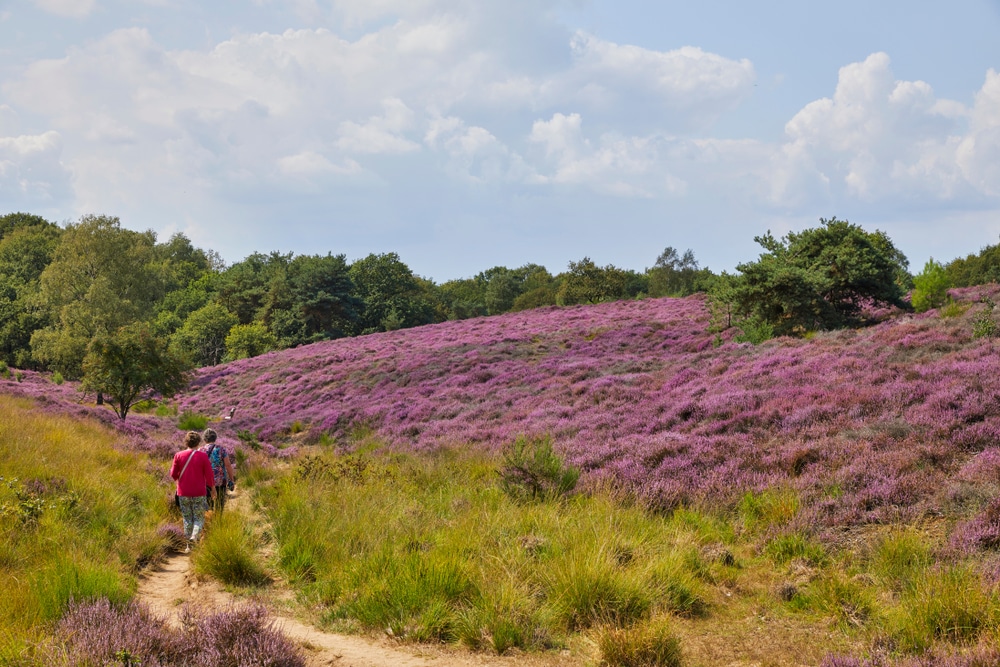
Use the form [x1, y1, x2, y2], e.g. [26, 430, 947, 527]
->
[336, 98, 421, 154]
[32, 0, 96, 18]
[0, 130, 72, 207]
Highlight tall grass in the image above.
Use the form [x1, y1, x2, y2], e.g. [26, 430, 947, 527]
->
[259, 447, 730, 653]
[192, 511, 270, 587]
[0, 396, 172, 659]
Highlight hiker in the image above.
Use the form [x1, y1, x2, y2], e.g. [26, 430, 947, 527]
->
[201, 428, 236, 514]
[170, 430, 215, 553]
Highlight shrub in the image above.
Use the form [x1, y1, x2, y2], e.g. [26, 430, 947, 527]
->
[499, 435, 579, 501]
[46, 599, 306, 667]
[52, 371, 64, 385]
[598, 618, 683, 667]
[178, 411, 209, 430]
[155, 401, 177, 417]
[237, 429, 261, 451]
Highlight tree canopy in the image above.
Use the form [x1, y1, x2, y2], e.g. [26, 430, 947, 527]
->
[726, 217, 909, 336]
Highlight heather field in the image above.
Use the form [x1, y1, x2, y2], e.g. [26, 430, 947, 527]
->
[9, 288, 1000, 664]
[179, 287, 1000, 537]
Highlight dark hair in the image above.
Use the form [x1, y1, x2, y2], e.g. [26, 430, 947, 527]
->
[203, 428, 218, 443]
[184, 431, 201, 449]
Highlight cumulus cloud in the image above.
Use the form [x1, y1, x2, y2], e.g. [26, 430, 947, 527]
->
[775, 53, 989, 205]
[2, 1, 998, 273]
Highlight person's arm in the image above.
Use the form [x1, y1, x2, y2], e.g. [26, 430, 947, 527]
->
[169, 453, 180, 481]
[224, 453, 236, 485]
[201, 452, 216, 496]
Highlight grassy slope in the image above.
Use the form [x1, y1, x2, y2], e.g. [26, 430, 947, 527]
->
[0, 395, 173, 662]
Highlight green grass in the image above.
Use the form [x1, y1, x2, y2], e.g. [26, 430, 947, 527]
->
[598, 618, 683, 667]
[193, 510, 270, 587]
[260, 448, 750, 653]
[0, 396, 172, 659]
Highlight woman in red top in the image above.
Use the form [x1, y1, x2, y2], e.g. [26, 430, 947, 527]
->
[169, 431, 215, 552]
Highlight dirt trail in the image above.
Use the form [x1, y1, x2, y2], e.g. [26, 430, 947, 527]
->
[138, 495, 583, 667]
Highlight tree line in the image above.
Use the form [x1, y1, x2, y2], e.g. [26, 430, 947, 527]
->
[2, 211, 997, 417]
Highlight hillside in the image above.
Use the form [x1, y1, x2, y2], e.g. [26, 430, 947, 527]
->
[177, 287, 1000, 541]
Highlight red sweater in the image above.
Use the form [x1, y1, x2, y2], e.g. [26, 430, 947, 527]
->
[170, 449, 215, 497]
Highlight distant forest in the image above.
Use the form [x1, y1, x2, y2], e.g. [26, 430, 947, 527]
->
[1, 211, 997, 378]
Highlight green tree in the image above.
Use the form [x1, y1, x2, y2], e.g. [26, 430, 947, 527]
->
[437, 278, 488, 320]
[224, 323, 279, 361]
[31, 215, 163, 377]
[0, 221, 61, 367]
[286, 253, 359, 341]
[82, 323, 190, 420]
[556, 258, 630, 305]
[911, 258, 951, 312]
[172, 302, 239, 367]
[727, 218, 909, 336]
[648, 247, 711, 297]
[349, 252, 434, 334]
[945, 241, 1000, 287]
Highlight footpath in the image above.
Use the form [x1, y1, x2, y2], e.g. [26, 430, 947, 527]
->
[138, 494, 581, 667]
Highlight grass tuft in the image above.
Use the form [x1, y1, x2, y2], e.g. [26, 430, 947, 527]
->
[598, 618, 683, 667]
[192, 511, 270, 587]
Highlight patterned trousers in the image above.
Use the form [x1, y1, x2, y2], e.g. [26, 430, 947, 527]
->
[178, 495, 208, 542]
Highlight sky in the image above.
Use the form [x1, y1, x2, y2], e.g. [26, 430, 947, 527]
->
[1, 0, 999, 282]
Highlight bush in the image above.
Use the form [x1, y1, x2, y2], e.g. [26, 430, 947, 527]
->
[46, 598, 305, 667]
[499, 435, 579, 501]
[52, 371, 64, 385]
[178, 412, 209, 430]
[598, 618, 683, 667]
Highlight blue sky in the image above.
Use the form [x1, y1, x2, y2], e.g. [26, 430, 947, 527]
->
[1, 0, 999, 281]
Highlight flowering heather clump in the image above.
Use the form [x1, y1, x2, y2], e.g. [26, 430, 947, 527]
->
[178, 603, 305, 667]
[46, 599, 304, 667]
[822, 645, 1000, 666]
[47, 598, 180, 666]
[170, 288, 1000, 527]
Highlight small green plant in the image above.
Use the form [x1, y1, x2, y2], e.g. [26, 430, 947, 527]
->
[289, 420, 304, 434]
[177, 412, 209, 430]
[939, 300, 969, 318]
[52, 371, 64, 385]
[597, 618, 683, 667]
[14, 371, 23, 383]
[236, 429, 261, 451]
[499, 435, 579, 501]
[0, 361, 8, 379]
[130, 398, 157, 414]
[973, 297, 998, 343]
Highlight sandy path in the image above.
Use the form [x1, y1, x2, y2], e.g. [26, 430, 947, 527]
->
[138, 497, 584, 667]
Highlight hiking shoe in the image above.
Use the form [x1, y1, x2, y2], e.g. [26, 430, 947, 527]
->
[183, 543, 191, 554]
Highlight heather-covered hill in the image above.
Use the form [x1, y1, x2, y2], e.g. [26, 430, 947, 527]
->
[178, 288, 1000, 538]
